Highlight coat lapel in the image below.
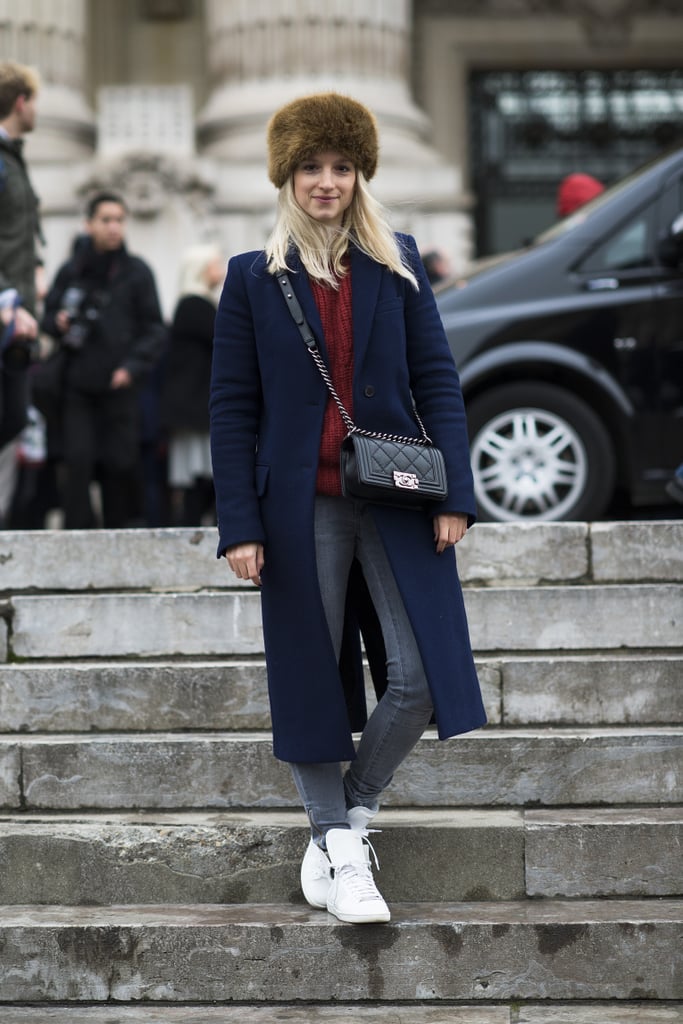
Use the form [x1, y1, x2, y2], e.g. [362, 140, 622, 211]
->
[350, 245, 382, 370]
[284, 245, 383, 369]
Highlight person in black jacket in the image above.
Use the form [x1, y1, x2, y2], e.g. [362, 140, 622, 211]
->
[162, 243, 224, 525]
[42, 192, 165, 528]
[0, 61, 42, 521]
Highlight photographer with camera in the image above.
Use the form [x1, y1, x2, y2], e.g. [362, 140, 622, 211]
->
[42, 192, 166, 528]
[0, 61, 43, 520]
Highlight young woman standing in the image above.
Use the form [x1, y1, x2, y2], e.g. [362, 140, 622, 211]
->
[210, 93, 486, 924]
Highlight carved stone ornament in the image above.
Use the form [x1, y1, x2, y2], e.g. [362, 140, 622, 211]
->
[77, 153, 215, 219]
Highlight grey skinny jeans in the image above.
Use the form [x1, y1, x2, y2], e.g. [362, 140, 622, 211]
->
[290, 495, 434, 847]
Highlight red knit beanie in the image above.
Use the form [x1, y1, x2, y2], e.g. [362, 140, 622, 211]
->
[556, 173, 605, 217]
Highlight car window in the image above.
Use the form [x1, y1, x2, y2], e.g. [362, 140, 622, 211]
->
[578, 197, 658, 273]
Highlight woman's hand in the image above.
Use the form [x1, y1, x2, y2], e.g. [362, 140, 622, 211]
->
[225, 542, 265, 586]
[2, 305, 38, 338]
[110, 367, 132, 389]
[433, 513, 468, 553]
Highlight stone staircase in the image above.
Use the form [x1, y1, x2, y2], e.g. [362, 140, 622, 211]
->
[0, 520, 681, 1024]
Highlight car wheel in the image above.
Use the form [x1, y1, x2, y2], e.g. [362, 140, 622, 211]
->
[467, 382, 615, 522]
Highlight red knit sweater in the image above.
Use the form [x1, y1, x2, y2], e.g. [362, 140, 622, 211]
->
[310, 267, 353, 495]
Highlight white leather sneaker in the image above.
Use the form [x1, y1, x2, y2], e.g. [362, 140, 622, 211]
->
[325, 827, 390, 924]
[346, 805, 377, 832]
[300, 839, 332, 909]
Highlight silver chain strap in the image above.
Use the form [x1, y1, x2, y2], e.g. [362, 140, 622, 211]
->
[277, 271, 432, 447]
[307, 343, 432, 446]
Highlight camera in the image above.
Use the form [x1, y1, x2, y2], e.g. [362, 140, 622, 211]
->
[61, 285, 101, 351]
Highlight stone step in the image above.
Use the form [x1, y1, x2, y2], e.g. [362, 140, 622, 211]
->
[0, 900, 680, 1002]
[2, 521, 682, 592]
[8, 583, 683, 658]
[524, 808, 683, 898]
[1, 653, 680, 733]
[1, 1005, 682, 1024]
[0, 808, 678, 905]
[2, 728, 680, 811]
[0, 1009, 512, 1024]
[499, 653, 683, 726]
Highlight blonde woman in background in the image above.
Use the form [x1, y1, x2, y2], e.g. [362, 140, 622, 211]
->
[162, 243, 224, 525]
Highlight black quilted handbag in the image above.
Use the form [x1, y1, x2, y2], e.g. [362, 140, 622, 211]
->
[340, 432, 447, 508]
[277, 272, 448, 510]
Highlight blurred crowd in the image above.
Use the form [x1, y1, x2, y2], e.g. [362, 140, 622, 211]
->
[0, 60, 226, 531]
[4, 228, 458, 532]
[0, 60, 460, 533]
[2, 212, 223, 531]
[9, 60, 673, 532]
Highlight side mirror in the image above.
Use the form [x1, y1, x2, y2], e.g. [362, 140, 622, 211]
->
[658, 213, 683, 267]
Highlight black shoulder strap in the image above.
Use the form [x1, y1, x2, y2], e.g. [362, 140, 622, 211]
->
[275, 271, 317, 350]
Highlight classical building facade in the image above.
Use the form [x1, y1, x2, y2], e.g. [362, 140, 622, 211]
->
[7, 0, 683, 314]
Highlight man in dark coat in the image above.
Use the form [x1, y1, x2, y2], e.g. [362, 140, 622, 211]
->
[42, 192, 166, 528]
[0, 61, 42, 478]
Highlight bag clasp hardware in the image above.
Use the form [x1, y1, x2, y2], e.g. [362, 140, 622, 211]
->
[393, 471, 419, 490]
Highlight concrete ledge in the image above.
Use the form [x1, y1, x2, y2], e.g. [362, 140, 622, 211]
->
[0, 1008, 512, 1024]
[0, 1005, 681, 1023]
[0, 661, 273, 732]
[1, 521, 681, 594]
[0, 660, 502, 732]
[10, 584, 683, 657]
[591, 521, 683, 582]
[0, 807, 679, 905]
[517, 1006, 683, 1023]
[0, 900, 680, 1001]
[525, 808, 683, 897]
[12, 729, 682, 809]
[391, 729, 682, 807]
[3, 655, 680, 733]
[0, 744, 21, 808]
[457, 522, 588, 583]
[499, 654, 683, 725]
[465, 584, 683, 651]
[0, 809, 525, 905]
[11, 592, 265, 658]
[0, 529, 235, 593]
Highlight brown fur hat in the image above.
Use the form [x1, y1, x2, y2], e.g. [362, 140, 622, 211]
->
[267, 92, 379, 188]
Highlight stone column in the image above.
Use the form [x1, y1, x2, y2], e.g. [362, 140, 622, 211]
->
[199, 0, 426, 157]
[197, 0, 468, 264]
[0, 0, 95, 162]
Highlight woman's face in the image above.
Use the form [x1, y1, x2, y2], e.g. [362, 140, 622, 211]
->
[293, 150, 356, 228]
[203, 254, 225, 289]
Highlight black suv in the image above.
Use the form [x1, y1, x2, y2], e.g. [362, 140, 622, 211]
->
[437, 147, 683, 521]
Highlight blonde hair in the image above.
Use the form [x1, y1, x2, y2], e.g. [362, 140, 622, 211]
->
[0, 61, 40, 120]
[265, 173, 418, 290]
[177, 243, 223, 300]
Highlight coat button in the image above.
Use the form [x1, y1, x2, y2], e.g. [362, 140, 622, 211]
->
[364, 385, 375, 397]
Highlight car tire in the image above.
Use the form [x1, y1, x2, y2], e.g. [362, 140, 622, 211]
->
[467, 382, 615, 522]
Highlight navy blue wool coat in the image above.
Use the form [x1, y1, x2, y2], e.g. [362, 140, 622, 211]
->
[209, 234, 487, 763]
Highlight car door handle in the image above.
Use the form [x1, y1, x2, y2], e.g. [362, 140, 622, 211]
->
[613, 336, 638, 350]
[585, 277, 619, 291]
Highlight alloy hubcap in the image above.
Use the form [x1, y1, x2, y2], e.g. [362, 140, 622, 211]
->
[471, 407, 588, 520]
